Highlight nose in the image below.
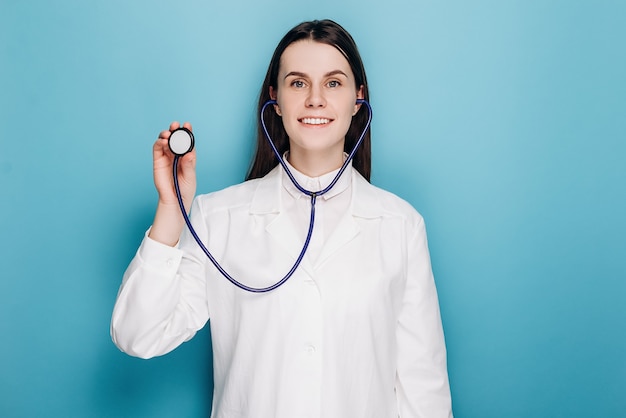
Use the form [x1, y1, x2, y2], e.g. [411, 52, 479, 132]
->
[305, 85, 326, 108]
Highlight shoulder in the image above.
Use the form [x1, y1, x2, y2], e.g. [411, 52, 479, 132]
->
[193, 166, 280, 215]
[194, 179, 259, 213]
[353, 172, 425, 227]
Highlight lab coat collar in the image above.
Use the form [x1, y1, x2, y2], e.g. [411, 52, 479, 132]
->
[249, 164, 383, 277]
[249, 164, 384, 219]
[281, 153, 351, 202]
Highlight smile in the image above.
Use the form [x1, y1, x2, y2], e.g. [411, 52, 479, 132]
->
[300, 117, 332, 125]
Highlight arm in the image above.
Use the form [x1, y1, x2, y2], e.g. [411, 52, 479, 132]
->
[110, 221, 209, 358]
[395, 216, 453, 417]
[110, 122, 208, 358]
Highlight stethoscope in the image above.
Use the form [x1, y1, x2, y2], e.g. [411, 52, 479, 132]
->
[168, 99, 372, 293]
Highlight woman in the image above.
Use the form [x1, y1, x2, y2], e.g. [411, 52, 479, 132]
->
[111, 19, 453, 418]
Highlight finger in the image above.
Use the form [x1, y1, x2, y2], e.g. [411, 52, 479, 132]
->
[169, 121, 181, 132]
[179, 147, 196, 167]
[182, 121, 193, 132]
[158, 129, 171, 140]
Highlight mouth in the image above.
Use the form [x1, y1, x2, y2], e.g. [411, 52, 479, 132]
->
[299, 117, 333, 126]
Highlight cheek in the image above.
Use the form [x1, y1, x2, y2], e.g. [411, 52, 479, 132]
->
[279, 113, 299, 138]
[341, 102, 357, 123]
[276, 91, 299, 112]
[342, 93, 359, 114]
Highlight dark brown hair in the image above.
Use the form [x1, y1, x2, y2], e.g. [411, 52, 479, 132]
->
[246, 19, 371, 181]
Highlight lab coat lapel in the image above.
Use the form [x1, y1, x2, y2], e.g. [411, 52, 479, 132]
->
[315, 211, 360, 268]
[265, 212, 315, 277]
[251, 167, 315, 278]
[315, 171, 381, 268]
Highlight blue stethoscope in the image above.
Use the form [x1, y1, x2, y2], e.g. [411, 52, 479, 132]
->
[168, 99, 372, 293]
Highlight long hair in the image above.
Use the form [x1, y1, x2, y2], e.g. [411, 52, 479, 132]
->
[246, 19, 371, 181]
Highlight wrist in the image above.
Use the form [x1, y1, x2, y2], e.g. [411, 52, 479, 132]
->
[149, 203, 187, 247]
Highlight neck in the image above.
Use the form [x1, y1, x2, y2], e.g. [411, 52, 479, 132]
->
[287, 148, 344, 177]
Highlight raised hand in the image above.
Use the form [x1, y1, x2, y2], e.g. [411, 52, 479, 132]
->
[149, 121, 197, 246]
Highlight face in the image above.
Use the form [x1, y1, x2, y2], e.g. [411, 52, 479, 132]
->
[270, 40, 363, 164]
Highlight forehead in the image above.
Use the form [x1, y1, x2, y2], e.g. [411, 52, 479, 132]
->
[279, 40, 353, 76]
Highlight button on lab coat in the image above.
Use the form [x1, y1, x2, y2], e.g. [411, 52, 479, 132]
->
[111, 165, 453, 418]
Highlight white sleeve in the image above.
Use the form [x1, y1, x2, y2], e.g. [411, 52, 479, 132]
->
[110, 200, 210, 359]
[395, 216, 453, 417]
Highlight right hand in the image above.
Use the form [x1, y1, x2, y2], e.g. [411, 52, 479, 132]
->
[149, 121, 197, 246]
[153, 121, 197, 210]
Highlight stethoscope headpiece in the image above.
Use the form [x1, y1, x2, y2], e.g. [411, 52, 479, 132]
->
[168, 127, 195, 156]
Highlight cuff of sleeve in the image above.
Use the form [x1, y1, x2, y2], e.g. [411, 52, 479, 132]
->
[137, 229, 184, 276]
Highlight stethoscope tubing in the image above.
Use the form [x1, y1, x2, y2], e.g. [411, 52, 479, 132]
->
[173, 99, 372, 293]
[173, 156, 317, 293]
[261, 99, 372, 197]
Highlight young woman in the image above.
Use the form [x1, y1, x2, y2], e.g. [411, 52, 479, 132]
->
[111, 19, 453, 418]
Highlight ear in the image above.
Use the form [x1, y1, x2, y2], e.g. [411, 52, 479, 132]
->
[269, 86, 281, 116]
[353, 85, 365, 116]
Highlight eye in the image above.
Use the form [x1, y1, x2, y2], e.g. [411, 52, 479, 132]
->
[291, 80, 306, 88]
[327, 80, 341, 88]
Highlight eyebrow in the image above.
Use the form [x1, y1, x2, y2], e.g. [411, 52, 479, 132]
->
[283, 70, 349, 80]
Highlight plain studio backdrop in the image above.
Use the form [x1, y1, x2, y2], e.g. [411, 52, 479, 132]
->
[1, 1, 624, 417]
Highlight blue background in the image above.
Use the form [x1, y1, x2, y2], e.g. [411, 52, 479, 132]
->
[1, 1, 625, 417]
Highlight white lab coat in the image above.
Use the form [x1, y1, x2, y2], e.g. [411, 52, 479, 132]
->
[111, 164, 453, 418]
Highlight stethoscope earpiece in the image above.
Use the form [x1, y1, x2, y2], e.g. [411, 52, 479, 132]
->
[169, 127, 195, 156]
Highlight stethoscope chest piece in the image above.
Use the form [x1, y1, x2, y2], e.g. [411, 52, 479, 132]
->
[169, 128, 195, 156]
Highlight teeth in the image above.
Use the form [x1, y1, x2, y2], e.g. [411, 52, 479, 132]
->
[302, 118, 330, 125]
